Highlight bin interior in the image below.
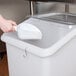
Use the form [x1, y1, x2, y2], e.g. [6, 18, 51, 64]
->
[35, 13, 76, 25]
[18, 16, 76, 48]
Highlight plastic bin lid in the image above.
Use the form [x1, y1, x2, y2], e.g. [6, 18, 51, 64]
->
[1, 17, 76, 57]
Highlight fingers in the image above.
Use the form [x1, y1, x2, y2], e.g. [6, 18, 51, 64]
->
[7, 20, 17, 26]
[7, 20, 17, 32]
[0, 17, 17, 32]
[0, 26, 9, 32]
[0, 22, 16, 32]
[1, 27, 14, 32]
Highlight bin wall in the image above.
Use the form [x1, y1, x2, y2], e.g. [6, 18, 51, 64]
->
[6, 44, 43, 76]
[6, 36, 76, 76]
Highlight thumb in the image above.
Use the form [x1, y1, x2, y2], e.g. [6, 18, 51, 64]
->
[12, 25, 17, 31]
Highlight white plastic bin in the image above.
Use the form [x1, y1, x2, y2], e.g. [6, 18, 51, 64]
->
[1, 16, 76, 76]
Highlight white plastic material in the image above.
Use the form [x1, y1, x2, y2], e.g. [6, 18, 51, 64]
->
[2, 17, 76, 57]
[1, 15, 76, 76]
[14, 22, 42, 40]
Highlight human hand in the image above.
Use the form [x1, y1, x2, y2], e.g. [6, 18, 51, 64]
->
[0, 15, 17, 32]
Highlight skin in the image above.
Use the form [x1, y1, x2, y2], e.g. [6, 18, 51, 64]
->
[0, 15, 17, 32]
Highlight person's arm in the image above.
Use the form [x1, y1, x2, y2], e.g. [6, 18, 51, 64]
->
[0, 15, 17, 32]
